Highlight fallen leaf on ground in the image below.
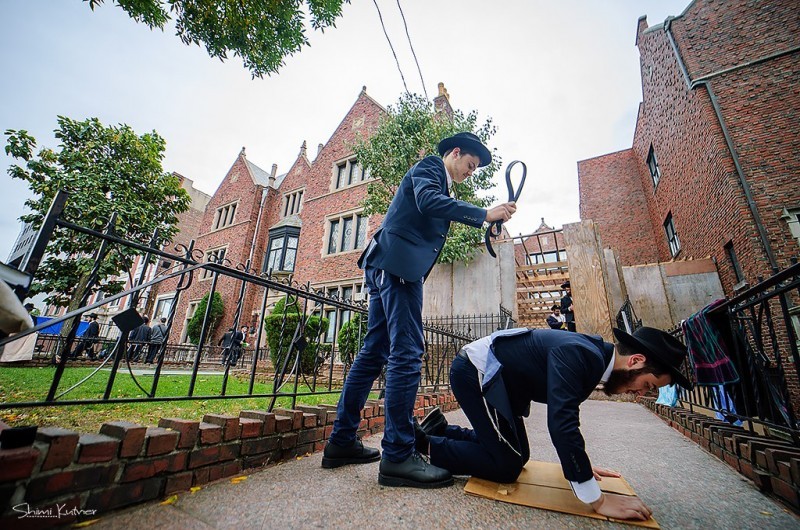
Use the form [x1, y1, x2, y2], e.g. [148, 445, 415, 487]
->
[760, 511, 773, 516]
[190, 486, 202, 493]
[230, 476, 248, 484]
[72, 519, 100, 527]
[160, 495, 178, 505]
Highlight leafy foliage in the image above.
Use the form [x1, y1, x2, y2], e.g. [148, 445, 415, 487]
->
[265, 296, 330, 374]
[4, 117, 191, 308]
[337, 312, 366, 363]
[186, 292, 224, 344]
[86, 0, 349, 78]
[352, 93, 500, 265]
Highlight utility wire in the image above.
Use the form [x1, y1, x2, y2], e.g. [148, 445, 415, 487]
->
[372, 0, 410, 95]
[395, 0, 428, 100]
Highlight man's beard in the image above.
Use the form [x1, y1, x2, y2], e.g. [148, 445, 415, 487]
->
[603, 368, 648, 396]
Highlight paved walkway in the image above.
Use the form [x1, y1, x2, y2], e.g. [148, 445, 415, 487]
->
[91, 401, 799, 529]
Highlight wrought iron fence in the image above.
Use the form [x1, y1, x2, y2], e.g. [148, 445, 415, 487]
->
[424, 306, 517, 340]
[669, 261, 800, 443]
[0, 191, 473, 411]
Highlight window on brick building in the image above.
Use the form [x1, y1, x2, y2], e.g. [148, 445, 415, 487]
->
[313, 282, 364, 343]
[213, 201, 238, 230]
[663, 213, 681, 257]
[724, 240, 745, 284]
[153, 295, 174, 321]
[332, 158, 369, 190]
[201, 246, 227, 280]
[282, 189, 304, 217]
[326, 212, 367, 255]
[647, 144, 661, 188]
[181, 301, 200, 343]
[264, 227, 300, 274]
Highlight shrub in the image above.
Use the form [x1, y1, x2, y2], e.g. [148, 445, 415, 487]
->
[265, 296, 329, 374]
[338, 313, 367, 364]
[186, 292, 224, 344]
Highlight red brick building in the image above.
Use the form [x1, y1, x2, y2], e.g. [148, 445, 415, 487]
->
[578, 0, 800, 296]
[162, 88, 399, 344]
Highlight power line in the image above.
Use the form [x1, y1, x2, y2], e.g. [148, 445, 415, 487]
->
[371, 0, 410, 95]
[395, 0, 428, 100]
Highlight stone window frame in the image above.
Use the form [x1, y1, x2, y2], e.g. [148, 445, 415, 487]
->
[781, 207, 800, 247]
[646, 144, 661, 189]
[331, 157, 369, 191]
[180, 300, 200, 343]
[212, 200, 239, 231]
[324, 210, 368, 256]
[263, 226, 300, 274]
[282, 188, 304, 217]
[663, 212, 681, 257]
[311, 281, 365, 344]
[200, 245, 228, 280]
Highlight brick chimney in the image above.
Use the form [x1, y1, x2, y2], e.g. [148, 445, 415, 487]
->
[434, 82, 453, 119]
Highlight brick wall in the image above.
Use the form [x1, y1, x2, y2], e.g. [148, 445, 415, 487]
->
[578, 0, 800, 297]
[641, 397, 800, 513]
[0, 392, 459, 527]
[578, 148, 659, 265]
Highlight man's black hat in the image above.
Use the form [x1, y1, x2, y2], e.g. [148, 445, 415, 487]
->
[561, 281, 570, 289]
[437, 132, 492, 167]
[613, 326, 694, 390]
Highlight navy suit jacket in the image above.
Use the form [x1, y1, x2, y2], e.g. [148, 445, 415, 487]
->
[357, 156, 486, 282]
[481, 328, 614, 483]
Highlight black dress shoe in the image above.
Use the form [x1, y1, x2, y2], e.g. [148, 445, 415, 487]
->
[378, 452, 453, 489]
[420, 407, 447, 437]
[413, 419, 430, 455]
[321, 437, 380, 469]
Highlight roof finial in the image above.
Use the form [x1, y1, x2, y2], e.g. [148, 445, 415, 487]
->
[240, 146, 246, 157]
[299, 141, 307, 158]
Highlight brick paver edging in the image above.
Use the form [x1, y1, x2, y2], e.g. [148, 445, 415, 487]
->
[0, 391, 459, 528]
[640, 396, 800, 513]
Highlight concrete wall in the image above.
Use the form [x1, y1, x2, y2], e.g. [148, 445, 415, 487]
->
[621, 258, 725, 330]
[423, 239, 516, 319]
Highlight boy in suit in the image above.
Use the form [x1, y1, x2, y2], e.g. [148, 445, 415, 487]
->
[322, 132, 517, 488]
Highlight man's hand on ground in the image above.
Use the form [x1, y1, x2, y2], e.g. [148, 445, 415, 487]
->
[592, 466, 621, 480]
[591, 493, 652, 521]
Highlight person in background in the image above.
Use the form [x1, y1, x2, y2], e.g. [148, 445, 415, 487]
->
[71, 313, 100, 360]
[127, 315, 151, 362]
[146, 317, 168, 364]
[560, 281, 576, 332]
[546, 304, 566, 330]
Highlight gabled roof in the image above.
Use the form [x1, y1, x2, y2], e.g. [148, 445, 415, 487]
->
[246, 159, 272, 187]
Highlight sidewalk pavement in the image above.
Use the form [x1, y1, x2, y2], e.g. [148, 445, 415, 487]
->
[91, 401, 799, 529]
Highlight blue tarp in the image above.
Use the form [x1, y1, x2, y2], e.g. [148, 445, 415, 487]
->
[36, 316, 90, 336]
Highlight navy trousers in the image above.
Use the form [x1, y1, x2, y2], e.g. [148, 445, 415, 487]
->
[429, 355, 530, 483]
[329, 266, 424, 463]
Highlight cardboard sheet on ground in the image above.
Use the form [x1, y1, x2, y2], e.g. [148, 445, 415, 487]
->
[464, 461, 659, 528]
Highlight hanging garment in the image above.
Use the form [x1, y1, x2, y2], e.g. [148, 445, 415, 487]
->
[681, 299, 740, 386]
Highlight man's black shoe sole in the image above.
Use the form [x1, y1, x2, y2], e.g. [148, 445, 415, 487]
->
[378, 473, 454, 489]
[321, 453, 381, 469]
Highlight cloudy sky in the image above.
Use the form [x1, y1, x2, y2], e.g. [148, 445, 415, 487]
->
[0, 0, 690, 260]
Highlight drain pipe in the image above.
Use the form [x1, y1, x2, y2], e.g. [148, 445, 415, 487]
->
[664, 17, 779, 273]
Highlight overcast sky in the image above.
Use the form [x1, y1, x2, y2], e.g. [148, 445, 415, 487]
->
[0, 0, 690, 260]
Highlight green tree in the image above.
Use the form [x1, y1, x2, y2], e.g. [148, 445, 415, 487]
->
[86, 0, 349, 78]
[352, 93, 499, 265]
[186, 292, 224, 344]
[264, 296, 330, 374]
[5, 117, 191, 313]
[337, 312, 366, 363]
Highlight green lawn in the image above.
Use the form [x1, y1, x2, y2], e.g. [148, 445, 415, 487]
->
[0, 366, 350, 434]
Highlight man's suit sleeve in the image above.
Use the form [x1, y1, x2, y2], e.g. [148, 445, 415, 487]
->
[545, 345, 604, 483]
[410, 157, 486, 228]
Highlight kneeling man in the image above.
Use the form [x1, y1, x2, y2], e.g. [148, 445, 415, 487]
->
[415, 326, 692, 521]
